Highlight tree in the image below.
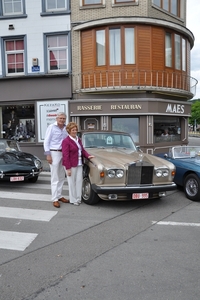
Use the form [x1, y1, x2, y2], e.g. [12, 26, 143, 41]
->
[189, 100, 200, 128]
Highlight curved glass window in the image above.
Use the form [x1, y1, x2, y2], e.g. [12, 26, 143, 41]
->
[112, 117, 139, 143]
[154, 116, 181, 143]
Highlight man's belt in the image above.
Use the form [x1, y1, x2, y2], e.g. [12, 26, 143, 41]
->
[50, 149, 62, 152]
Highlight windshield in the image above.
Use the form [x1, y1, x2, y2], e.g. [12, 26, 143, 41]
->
[0, 140, 20, 153]
[83, 132, 137, 150]
[172, 146, 200, 159]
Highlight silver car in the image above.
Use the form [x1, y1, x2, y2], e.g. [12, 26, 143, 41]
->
[80, 131, 176, 205]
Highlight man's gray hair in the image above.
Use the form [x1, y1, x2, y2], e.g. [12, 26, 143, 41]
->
[56, 112, 67, 118]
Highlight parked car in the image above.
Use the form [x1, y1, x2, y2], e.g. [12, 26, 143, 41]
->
[0, 139, 43, 183]
[80, 131, 176, 205]
[156, 145, 200, 201]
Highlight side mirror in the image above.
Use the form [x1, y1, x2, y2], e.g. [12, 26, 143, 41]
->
[77, 132, 81, 138]
[136, 145, 143, 152]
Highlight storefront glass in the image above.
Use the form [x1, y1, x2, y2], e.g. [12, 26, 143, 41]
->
[1, 105, 35, 142]
[112, 117, 139, 143]
[154, 116, 181, 143]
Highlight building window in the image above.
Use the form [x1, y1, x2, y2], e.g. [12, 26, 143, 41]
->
[109, 29, 121, 65]
[165, 32, 172, 67]
[165, 33, 186, 71]
[152, 0, 180, 17]
[95, 26, 135, 67]
[47, 34, 68, 73]
[154, 116, 181, 143]
[5, 39, 24, 75]
[2, 0, 23, 15]
[112, 117, 139, 143]
[175, 34, 181, 70]
[125, 28, 135, 64]
[96, 30, 105, 66]
[114, 0, 136, 2]
[182, 38, 186, 72]
[2, 105, 35, 142]
[45, 0, 67, 11]
[82, 0, 103, 5]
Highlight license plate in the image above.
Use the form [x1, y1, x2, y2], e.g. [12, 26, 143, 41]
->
[10, 176, 24, 182]
[132, 193, 149, 199]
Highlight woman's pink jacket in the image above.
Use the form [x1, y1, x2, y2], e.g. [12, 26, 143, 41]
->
[62, 136, 90, 170]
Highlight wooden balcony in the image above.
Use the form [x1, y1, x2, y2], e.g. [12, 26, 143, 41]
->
[73, 69, 198, 99]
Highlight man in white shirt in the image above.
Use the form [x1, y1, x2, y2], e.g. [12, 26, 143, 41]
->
[44, 112, 69, 208]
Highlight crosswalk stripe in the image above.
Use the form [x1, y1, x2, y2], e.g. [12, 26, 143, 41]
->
[0, 230, 38, 251]
[152, 221, 200, 227]
[40, 172, 51, 176]
[6, 183, 69, 191]
[0, 173, 66, 251]
[0, 207, 57, 221]
[0, 191, 52, 201]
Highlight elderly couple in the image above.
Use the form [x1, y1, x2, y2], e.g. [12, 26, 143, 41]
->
[44, 112, 94, 208]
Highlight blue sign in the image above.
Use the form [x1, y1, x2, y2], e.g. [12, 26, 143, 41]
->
[32, 66, 40, 72]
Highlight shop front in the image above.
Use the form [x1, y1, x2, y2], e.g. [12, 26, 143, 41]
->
[69, 98, 191, 153]
[0, 76, 71, 159]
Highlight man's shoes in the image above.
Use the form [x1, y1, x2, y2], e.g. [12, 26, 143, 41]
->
[53, 201, 60, 208]
[58, 197, 69, 203]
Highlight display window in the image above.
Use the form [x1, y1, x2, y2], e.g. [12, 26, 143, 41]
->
[2, 105, 35, 142]
[154, 116, 181, 143]
[112, 117, 139, 143]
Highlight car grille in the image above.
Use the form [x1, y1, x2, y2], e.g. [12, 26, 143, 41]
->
[127, 162, 154, 185]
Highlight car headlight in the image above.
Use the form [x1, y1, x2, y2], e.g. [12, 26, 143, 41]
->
[155, 169, 169, 177]
[116, 169, 124, 178]
[34, 159, 42, 169]
[107, 169, 124, 178]
[107, 169, 116, 178]
[162, 170, 169, 177]
[156, 170, 162, 177]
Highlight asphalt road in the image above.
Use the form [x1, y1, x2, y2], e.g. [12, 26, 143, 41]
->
[0, 137, 200, 300]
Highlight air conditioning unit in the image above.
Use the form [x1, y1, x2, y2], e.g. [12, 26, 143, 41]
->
[32, 58, 38, 66]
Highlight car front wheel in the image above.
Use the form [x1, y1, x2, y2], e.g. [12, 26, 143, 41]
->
[82, 177, 100, 205]
[184, 174, 200, 201]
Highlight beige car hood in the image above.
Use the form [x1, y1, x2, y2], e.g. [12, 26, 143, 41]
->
[88, 148, 170, 168]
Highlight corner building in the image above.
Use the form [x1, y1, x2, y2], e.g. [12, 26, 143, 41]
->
[71, 0, 198, 153]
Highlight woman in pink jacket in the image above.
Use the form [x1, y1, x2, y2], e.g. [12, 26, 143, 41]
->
[62, 122, 94, 205]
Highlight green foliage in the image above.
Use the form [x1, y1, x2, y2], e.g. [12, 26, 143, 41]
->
[189, 100, 200, 125]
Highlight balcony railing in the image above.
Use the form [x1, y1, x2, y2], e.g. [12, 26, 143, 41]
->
[73, 69, 198, 97]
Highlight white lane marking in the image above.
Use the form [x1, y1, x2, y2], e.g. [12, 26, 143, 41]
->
[0, 207, 57, 221]
[0, 230, 38, 251]
[0, 191, 69, 200]
[0, 183, 68, 191]
[0, 191, 51, 201]
[10, 184, 69, 191]
[152, 221, 200, 227]
[40, 172, 51, 176]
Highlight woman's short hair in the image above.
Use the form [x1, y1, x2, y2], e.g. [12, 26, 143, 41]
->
[66, 122, 78, 133]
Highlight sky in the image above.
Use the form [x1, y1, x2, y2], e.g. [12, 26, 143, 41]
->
[187, 0, 200, 99]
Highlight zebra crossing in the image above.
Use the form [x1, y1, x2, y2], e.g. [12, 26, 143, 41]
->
[0, 172, 69, 251]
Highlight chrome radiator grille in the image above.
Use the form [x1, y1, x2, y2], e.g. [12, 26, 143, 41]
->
[127, 162, 154, 185]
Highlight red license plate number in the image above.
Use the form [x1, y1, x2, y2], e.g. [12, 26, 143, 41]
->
[132, 193, 149, 199]
[10, 176, 24, 182]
